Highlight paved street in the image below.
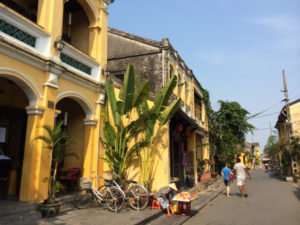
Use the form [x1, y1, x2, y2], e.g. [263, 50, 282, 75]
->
[1, 170, 299, 225]
[184, 169, 300, 225]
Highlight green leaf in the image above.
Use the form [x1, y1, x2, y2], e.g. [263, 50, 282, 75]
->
[104, 121, 117, 147]
[119, 64, 135, 114]
[158, 98, 181, 126]
[153, 75, 177, 114]
[132, 81, 150, 108]
[106, 80, 121, 127]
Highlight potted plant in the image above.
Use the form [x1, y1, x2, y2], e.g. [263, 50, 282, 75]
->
[35, 120, 77, 217]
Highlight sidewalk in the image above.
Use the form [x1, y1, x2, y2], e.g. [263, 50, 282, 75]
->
[0, 178, 224, 225]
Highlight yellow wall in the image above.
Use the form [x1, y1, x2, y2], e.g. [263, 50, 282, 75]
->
[290, 102, 300, 137]
[0, 0, 108, 202]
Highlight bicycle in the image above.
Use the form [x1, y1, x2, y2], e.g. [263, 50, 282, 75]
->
[99, 179, 149, 211]
[73, 173, 125, 212]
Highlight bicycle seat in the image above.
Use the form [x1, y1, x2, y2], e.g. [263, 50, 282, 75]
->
[104, 179, 114, 185]
[126, 180, 137, 184]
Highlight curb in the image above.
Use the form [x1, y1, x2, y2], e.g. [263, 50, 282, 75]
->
[176, 184, 225, 225]
[134, 180, 225, 225]
[0, 203, 38, 217]
[135, 211, 163, 225]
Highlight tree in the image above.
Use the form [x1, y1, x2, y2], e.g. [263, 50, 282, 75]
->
[35, 120, 77, 203]
[263, 135, 280, 158]
[291, 136, 300, 157]
[203, 90, 254, 171]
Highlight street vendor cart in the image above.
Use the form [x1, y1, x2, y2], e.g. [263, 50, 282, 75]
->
[172, 192, 197, 216]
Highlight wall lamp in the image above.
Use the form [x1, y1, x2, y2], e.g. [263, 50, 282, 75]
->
[102, 65, 110, 77]
[54, 37, 65, 51]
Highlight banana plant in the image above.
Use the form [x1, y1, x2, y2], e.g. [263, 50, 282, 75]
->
[137, 74, 181, 192]
[101, 64, 181, 189]
[101, 64, 151, 182]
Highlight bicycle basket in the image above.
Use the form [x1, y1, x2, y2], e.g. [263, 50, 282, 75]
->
[80, 177, 92, 189]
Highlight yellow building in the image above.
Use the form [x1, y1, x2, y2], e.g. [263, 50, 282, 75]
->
[243, 142, 253, 169]
[107, 28, 210, 191]
[275, 99, 300, 175]
[0, 0, 113, 202]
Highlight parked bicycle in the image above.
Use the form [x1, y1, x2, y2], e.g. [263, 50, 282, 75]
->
[73, 172, 125, 212]
[98, 179, 149, 211]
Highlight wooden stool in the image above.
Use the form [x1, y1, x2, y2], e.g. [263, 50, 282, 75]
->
[152, 199, 161, 210]
[178, 201, 191, 216]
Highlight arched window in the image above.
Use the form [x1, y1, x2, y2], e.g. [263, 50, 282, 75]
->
[0, 0, 38, 22]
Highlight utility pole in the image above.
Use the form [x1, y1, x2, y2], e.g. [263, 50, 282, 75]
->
[269, 121, 272, 136]
[282, 69, 294, 176]
[282, 69, 292, 144]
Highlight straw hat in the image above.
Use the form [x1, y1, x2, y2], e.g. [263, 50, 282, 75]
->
[168, 183, 178, 191]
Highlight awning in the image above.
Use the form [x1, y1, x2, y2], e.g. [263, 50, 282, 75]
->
[173, 109, 204, 132]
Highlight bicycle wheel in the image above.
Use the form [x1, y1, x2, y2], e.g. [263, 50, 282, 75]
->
[105, 187, 125, 212]
[127, 184, 149, 211]
[96, 185, 108, 207]
[73, 189, 93, 209]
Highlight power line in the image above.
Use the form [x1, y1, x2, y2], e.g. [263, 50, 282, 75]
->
[247, 101, 283, 119]
[248, 111, 280, 120]
[289, 81, 300, 96]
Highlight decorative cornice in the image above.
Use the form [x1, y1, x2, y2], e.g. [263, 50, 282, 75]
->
[84, 119, 97, 126]
[43, 82, 59, 89]
[26, 106, 45, 115]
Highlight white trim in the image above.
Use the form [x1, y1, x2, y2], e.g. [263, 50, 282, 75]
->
[87, 0, 100, 20]
[56, 91, 94, 119]
[26, 108, 44, 115]
[194, 85, 203, 98]
[43, 82, 59, 89]
[59, 72, 100, 92]
[0, 67, 42, 105]
[84, 119, 97, 126]
[0, 6, 51, 56]
[60, 44, 100, 81]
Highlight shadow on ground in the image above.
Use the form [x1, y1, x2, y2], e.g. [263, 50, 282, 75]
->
[293, 187, 300, 202]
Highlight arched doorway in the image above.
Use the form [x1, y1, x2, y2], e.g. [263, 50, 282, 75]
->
[55, 97, 86, 191]
[0, 77, 28, 199]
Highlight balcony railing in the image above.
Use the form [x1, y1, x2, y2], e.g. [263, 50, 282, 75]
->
[0, 4, 51, 56]
[59, 42, 100, 81]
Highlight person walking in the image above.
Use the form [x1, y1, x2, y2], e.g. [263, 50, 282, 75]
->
[221, 162, 233, 198]
[234, 157, 252, 198]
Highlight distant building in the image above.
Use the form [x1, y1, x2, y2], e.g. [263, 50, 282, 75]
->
[275, 98, 300, 176]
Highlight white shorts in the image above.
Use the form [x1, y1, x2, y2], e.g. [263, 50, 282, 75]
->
[237, 178, 245, 186]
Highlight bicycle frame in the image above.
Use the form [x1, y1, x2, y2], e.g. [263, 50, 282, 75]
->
[80, 177, 105, 201]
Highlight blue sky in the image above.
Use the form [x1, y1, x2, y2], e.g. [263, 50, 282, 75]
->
[108, 0, 300, 151]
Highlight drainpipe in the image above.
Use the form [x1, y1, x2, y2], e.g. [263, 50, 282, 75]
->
[96, 92, 106, 187]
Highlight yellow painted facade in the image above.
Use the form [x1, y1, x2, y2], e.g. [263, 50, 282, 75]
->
[0, 0, 210, 202]
[0, 0, 109, 202]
